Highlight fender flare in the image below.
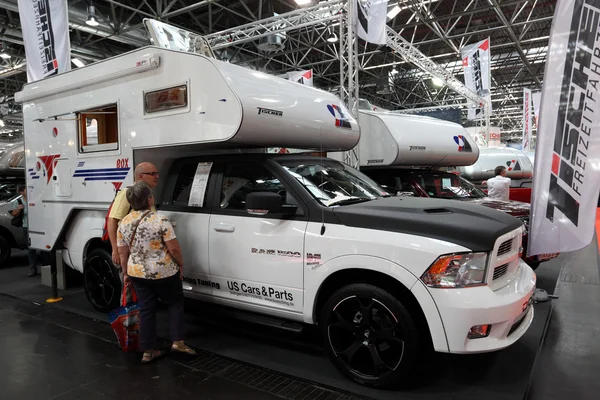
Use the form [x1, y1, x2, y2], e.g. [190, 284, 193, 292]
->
[305, 254, 449, 352]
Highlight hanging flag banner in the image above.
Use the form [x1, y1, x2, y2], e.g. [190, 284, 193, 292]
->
[353, 0, 389, 45]
[528, 0, 600, 257]
[461, 38, 492, 120]
[17, 0, 71, 82]
[532, 91, 542, 127]
[522, 88, 533, 151]
[287, 70, 313, 87]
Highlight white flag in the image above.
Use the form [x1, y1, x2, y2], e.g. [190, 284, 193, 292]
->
[528, 0, 600, 256]
[287, 70, 314, 87]
[522, 88, 533, 151]
[354, 0, 388, 45]
[532, 91, 542, 127]
[461, 38, 492, 120]
[18, 0, 71, 82]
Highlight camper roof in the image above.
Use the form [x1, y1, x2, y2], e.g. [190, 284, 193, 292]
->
[358, 111, 479, 168]
[456, 147, 534, 180]
[15, 47, 360, 153]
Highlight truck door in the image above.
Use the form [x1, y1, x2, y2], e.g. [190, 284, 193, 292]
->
[208, 160, 307, 316]
[160, 160, 216, 297]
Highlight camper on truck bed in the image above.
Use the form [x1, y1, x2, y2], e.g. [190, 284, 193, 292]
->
[16, 45, 536, 389]
[356, 111, 559, 270]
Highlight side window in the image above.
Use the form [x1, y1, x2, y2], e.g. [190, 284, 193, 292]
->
[172, 162, 214, 208]
[77, 104, 118, 153]
[220, 162, 298, 211]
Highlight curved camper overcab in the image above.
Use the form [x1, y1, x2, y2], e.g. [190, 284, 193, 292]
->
[457, 146, 535, 204]
[16, 45, 536, 388]
[357, 111, 557, 269]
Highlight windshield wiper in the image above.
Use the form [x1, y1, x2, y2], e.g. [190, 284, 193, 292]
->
[327, 197, 374, 207]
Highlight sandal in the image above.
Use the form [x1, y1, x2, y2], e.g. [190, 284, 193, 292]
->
[171, 341, 197, 355]
[141, 349, 166, 364]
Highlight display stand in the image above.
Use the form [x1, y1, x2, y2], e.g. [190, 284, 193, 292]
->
[46, 249, 63, 303]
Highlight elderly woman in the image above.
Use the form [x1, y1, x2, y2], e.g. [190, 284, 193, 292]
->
[117, 181, 196, 363]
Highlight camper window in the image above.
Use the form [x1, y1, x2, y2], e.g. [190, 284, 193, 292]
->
[77, 104, 119, 153]
[144, 85, 188, 114]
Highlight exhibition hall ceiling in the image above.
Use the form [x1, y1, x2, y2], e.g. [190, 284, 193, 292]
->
[0, 0, 555, 141]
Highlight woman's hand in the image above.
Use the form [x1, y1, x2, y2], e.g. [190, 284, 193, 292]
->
[179, 267, 184, 281]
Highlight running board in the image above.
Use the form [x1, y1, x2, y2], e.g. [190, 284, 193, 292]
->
[204, 306, 304, 333]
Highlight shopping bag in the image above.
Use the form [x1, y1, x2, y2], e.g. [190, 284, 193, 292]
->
[108, 282, 140, 352]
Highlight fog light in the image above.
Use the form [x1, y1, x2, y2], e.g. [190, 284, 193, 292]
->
[468, 324, 491, 339]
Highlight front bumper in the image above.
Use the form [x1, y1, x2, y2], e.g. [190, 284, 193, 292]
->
[423, 259, 536, 353]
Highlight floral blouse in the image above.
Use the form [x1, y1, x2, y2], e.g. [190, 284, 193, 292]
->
[117, 211, 178, 280]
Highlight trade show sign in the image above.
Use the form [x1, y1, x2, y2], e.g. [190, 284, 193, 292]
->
[17, 0, 71, 82]
[522, 88, 533, 151]
[529, 0, 600, 256]
[461, 38, 492, 120]
[353, 0, 388, 45]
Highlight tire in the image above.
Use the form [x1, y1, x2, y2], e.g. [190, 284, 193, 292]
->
[319, 283, 421, 389]
[83, 248, 122, 312]
[0, 236, 11, 266]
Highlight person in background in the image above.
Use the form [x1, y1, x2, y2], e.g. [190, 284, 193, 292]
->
[11, 186, 38, 277]
[108, 162, 160, 265]
[117, 181, 195, 363]
[485, 165, 511, 201]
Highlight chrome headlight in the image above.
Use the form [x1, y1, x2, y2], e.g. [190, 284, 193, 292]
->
[421, 252, 489, 288]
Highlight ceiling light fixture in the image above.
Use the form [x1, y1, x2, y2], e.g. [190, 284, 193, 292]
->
[86, 5, 99, 27]
[432, 77, 444, 87]
[387, 5, 401, 20]
[0, 52, 11, 59]
[71, 58, 85, 68]
[294, 0, 313, 5]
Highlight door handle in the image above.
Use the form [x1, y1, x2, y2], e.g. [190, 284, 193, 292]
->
[214, 223, 235, 233]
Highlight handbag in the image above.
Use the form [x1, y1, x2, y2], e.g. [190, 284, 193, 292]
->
[10, 199, 23, 227]
[108, 282, 140, 352]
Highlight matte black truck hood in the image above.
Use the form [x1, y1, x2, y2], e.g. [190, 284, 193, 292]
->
[332, 197, 523, 252]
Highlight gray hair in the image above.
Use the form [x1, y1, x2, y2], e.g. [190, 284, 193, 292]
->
[126, 181, 154, 211]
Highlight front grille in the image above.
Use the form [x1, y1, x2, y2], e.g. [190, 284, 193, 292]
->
[493, 263, 509, 280]
[497, 239, 513, 256]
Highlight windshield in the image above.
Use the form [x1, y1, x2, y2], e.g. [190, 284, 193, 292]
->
[277, 159, 390, 207]
[0, 183, 21, 203]
[411, 172, 487, 199]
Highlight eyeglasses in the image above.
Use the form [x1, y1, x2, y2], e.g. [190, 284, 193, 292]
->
[141, 172, 159, 177]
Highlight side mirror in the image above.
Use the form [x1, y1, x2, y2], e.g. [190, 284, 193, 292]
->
[396, 191, 415, 197]
[245, 192, 297, 217]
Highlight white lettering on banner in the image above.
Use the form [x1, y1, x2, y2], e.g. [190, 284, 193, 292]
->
[529, 0, 600, 256]
[18, 0, 71, 82]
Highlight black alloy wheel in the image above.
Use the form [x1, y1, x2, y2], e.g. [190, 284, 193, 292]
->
[83, 248, 122, 312]
[320, 284, 421, 388]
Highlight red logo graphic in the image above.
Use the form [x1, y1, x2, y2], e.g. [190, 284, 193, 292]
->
[506, 160, 521, 171]
[327, 104, 351, 129]
[52, 127, 58, 138]
[479, 39, 490, 51]
[112, 182, 123, 191]
[453, 135, 473, 152]
[462, 57, 469, 67]
[37, 154, 61, 184]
